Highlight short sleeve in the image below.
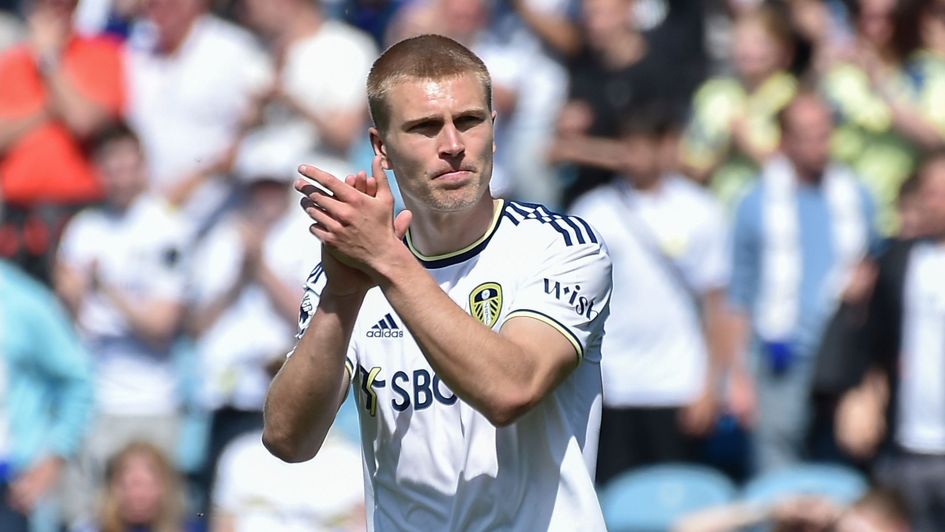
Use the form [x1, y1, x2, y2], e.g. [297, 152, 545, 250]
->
[678, 199, 731, 294]
[504, 225, 613, 362]
[56, 211, 96, 267]
[292, 263, 357, 376]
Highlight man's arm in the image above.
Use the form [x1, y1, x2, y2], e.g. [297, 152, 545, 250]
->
[262, 259, 361, 463]
[298, 159, 607, 426]
[0, 108, 49, 155]
[263, 172, 401, 462]
[380, 253, 581, 426]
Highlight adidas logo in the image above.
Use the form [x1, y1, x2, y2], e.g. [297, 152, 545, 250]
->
[366, 313, 404, 338]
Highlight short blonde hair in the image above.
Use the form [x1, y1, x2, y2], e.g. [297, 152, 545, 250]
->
[367, 34, 492, 132]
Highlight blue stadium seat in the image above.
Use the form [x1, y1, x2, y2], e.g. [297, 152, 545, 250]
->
[599, 463, 738, 531]
[741, 463, 869, 508]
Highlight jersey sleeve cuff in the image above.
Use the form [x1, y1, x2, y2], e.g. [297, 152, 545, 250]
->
[505, 309, 584, 361]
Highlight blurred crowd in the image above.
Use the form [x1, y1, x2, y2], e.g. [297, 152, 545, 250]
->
[1, 0, 944, 530]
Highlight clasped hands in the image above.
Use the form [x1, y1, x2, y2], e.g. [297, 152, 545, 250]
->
[295, 155, 412, 296]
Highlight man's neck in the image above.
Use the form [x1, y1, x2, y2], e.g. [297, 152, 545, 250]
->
[159, 16, 199, 56]
[406, 195, 498, 258]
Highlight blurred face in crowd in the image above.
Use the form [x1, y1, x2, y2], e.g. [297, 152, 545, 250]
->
[440, 0, 488, 42]
[920, 0, 945, 52]
[619, 133, 663, 188]
[371, 73, 494, 213]
[732, 16, 787, 86]
[582, 0, 634, 50]
[29, 0, 78, 17]
[897, 187, 926, 239]
[246, 180, 291, 227]
[95, 136, 147, 210]
[780, 94, 833, 181]
[146, 0, 205, 52]
[856, 0, 897, 48]
[919, 157, 945, 239]
[113, 452, 166, 526]
[243, 0, 286, 36]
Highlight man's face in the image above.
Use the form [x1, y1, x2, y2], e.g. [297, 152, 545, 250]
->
[146, 0, 202, 45]
[96, 138, 147, 208]
[920, 158, 945, 238]
[781, 97, 833, 178]
[372, 74, 494, 213]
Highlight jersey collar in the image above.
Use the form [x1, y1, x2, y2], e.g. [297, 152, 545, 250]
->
[406, 199, 506, 269]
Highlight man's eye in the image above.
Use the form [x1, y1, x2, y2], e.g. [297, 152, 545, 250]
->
[410, 123, 439, 135]
[456, 116, 483, 131]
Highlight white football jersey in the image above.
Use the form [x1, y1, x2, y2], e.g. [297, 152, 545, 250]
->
[295, 200, 612, 531]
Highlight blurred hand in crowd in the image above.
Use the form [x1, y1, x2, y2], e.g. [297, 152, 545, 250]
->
[27, 0, 74, 59]
[836, 371, 888, 459]
[7, 456, 64, 514]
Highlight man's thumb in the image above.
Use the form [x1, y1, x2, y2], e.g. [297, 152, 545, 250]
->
[394, 209, 413, 240]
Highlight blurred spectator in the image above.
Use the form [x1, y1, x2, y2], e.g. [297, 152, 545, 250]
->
[186, 146, 319, 514]
[837, 150, 945, 531]
[212, 430, 363, 532]
[675, 486, 910, 532]
[550, 0, 671, 205]
[785, 0, 855, 75]
[680, 3, 797, 209]
[238, 0, 376, 181]
[125, 0, 271, 236]
[893, 0, 945, 150]
[729, 90, 878, 472]
[0, 255, 94, 532]
[75, 440, 194, 532]
[0, 0, 125, 283]
[387, 0, 567, 205]
[212, 399, 363, 532]
[820, 0, 928, 234]
[53, 123, 187, 526]
[570, 105, 739, 485]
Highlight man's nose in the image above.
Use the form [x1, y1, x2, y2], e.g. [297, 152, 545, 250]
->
[438, 122, 465, 158]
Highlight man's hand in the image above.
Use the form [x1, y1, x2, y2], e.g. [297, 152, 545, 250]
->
[726, 366, 757, 428]
[680, 388, 718, 437]
[28, 5, 69, 62]
[7, 456, 63, 514]
[295, 156, 412, 286]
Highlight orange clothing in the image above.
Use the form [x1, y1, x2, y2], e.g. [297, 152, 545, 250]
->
[0, 35, 125, 204]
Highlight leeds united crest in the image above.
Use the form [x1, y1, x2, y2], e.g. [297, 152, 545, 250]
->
[469, 282, 502, 328]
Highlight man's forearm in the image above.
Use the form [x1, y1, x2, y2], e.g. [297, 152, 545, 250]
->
[42, 65, 111, 138]
[376, 247, 567, 426]
[0, 110, 48, 155]
[263, 291, 361, 462]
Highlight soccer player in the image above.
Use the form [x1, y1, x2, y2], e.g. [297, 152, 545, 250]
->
[263, 34, 613, 530]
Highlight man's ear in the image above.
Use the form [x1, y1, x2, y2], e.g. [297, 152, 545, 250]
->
[491, 110, 497, 154]
[369, 127, 391, 170]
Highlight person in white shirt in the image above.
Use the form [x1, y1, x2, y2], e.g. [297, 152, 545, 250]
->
[53, 123, 188, 526]
[238, 0, 377, 180]
[263, 35, 613, 531]
[125, 0, 272, 235]
[570, 104, 740, 486]
[838, 151, 945, 532]
[187, 143, 320, 511]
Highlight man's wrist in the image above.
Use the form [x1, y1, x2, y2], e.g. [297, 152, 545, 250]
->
[35, 51, 61, 76]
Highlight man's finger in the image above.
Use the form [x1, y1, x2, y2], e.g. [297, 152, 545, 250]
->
[372, 155, 393, 200]
[295, 178, 346, 215]
[302, 200, 343, 233]
[298, 164, 356, 201]
[393, 209, 413, 240]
